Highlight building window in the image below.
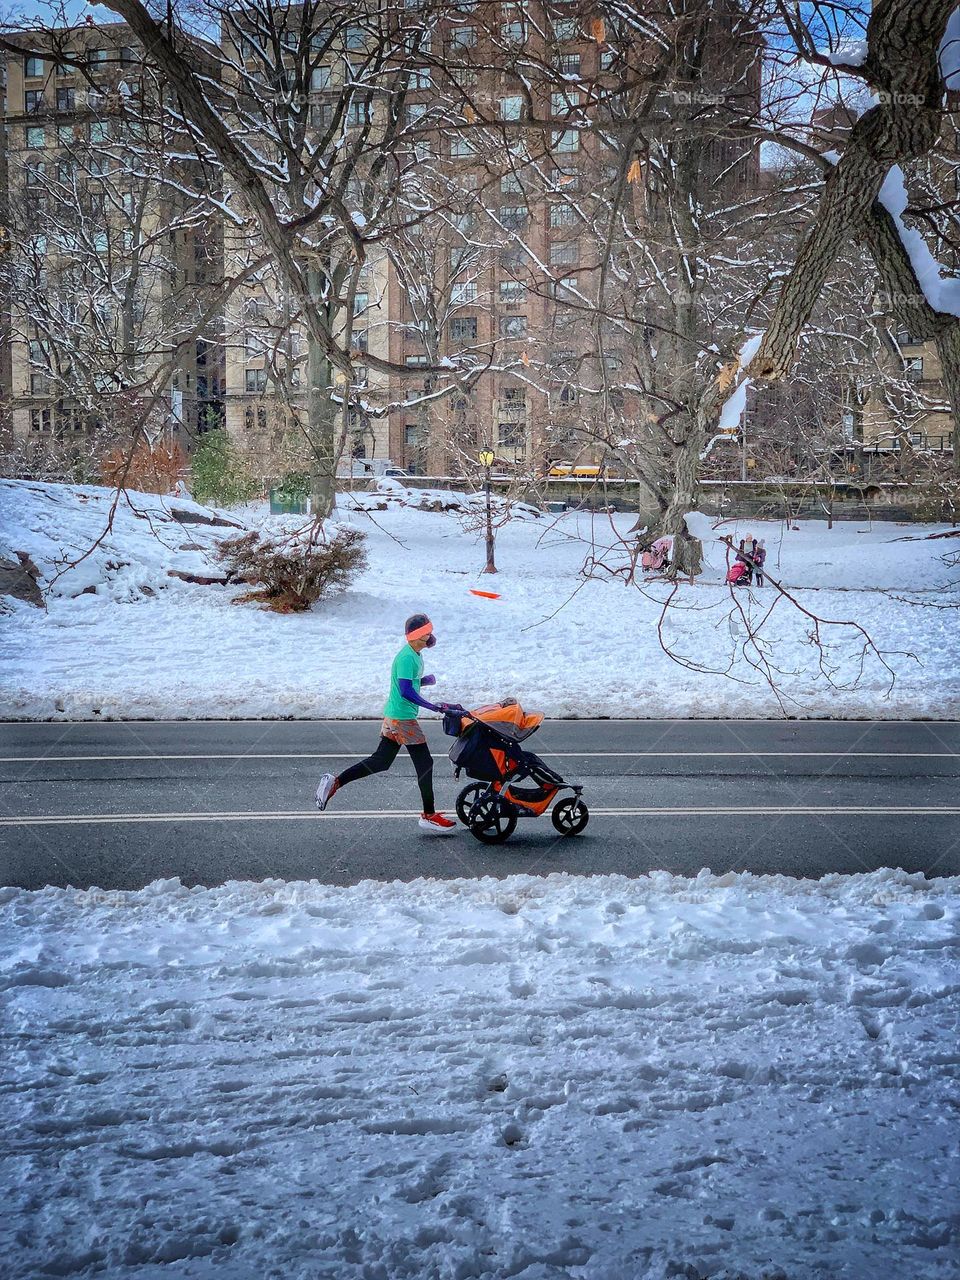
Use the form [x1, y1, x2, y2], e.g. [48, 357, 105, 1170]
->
[550, 241, 578, 266]
[553, 18, 578, 40]
[405, 354, 429, 366]
[244, 405, 268, 431]
[25, 90, 44, 114]
[451, 245, 479, 271]
[502, 386, 526, 408]
[25, 125, 46, 148]
[500, 205, 528, 230]
[449, 317, 478, 342]
[30, 407, 52, 432]
[450, 134, 476, 158]
[451, 281, 478, 303]
[25, 55, 44, 78]
[904, 356, 923, 382]
[409, 67, 431, 89]
[353, 291, 369, 316]
[553, 130, 580, 153]
[500, 95, 523, 120]
[551, 91, 581, 114]
[501, 22, 524, 43]
[56, 87, 75, 112]
[245, 368, 267, 392]
[500, 315, 528, 338]
[499, 280, 526, 301]
[345, 26, 365, 51]
[549, 203, 577, 227]
[25, 161, 45, 187]
[501, 172, 523, 193]
[450, 25, 476, 48]
[354, 328, 369, 353]
[895, 329, 920, 346]
[554, 274, 578, 297]
[559, 383, 578, 404]
[89, 47, 109, 69]
[499, 420, 524, 445]
[30, 372, 49, 395]
[558, 53, 581, 76]
[352, 364, 369, 387]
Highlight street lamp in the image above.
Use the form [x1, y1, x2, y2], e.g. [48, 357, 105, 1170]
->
[478, 447, 497, 574]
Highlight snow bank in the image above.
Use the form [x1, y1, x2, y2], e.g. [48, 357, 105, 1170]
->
[1, 868, 957, 1279]
[2, 480, 960, 720]
[0, 479, 244, 602]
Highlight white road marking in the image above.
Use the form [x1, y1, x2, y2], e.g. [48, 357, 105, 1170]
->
[3, 807, 960, 827]
[1, 752, 958, 763]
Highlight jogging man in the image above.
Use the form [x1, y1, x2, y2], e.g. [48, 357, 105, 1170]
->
[314, 613, 459, 833]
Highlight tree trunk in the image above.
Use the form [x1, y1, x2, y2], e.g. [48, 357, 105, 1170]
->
[659, 424, 704, 577]
[749, 0, 953, 382]
[305, 265, 337, 518]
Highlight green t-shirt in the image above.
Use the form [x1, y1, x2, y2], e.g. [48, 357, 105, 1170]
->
[383, 643, 424, 719]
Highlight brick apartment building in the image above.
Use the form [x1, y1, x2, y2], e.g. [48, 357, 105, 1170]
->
[0, 8, 830, 484]
[0, 24, 224, 454]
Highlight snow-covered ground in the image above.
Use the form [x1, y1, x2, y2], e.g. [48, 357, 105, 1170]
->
[2, 869, 957, 1279]
[1, 478, 959, 720]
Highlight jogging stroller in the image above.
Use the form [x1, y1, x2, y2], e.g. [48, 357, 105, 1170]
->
[442, 700, 588, 844]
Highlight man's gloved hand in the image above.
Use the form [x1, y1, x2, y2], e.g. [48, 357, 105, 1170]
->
[421, 674, 436, 687]
[439, 702, 465, 713]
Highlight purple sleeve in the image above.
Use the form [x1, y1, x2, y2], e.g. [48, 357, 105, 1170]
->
[398, 678, 440, 713]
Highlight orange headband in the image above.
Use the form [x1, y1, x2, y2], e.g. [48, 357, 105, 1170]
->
[407, 621, 433, 641]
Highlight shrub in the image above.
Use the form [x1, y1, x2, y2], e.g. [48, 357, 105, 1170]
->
[101, 441, 186, 494]
[191, 429, 260, 508]
[215, 526, 367, 612]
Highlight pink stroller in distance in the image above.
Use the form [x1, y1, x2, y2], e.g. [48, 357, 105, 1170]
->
[726, 561, 749, 585]
[641, 536, 672, 573]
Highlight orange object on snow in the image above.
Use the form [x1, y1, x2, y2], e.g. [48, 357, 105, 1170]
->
[469, 588, 501, 599]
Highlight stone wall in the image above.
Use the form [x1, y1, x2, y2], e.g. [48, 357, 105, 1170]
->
[396, 477, 959, 524]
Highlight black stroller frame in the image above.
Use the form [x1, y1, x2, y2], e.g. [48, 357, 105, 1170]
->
[444, 709, 589, 844]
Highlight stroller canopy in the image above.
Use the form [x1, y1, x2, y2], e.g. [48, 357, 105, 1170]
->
[462, 700, 543, 742]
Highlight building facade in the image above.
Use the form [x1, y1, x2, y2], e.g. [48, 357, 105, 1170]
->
[0, 24, 224, 457]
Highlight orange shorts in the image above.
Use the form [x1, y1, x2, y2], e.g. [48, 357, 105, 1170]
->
[381, 717, 427, 746]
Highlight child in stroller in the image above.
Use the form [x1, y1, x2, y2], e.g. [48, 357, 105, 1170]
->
[443, 699, 588, 844]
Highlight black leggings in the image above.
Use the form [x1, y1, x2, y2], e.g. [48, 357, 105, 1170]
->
[336, 735, 435, 813]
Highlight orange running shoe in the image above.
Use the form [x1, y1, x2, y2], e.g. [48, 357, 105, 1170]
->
[418, 812, 458, 835]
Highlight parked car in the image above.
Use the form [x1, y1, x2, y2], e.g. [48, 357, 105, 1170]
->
[336, 458, 410, 480]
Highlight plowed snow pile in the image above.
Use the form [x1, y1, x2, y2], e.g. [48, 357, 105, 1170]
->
[2, 869, 958, 1278]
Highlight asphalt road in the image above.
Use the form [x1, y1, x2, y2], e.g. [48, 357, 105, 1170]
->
[1, 718, 959, 890]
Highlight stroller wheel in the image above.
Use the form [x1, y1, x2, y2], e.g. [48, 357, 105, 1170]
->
[551, 797, 589, 836]
[468, 795, 518, 845]
[456, 782, 488, 826]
